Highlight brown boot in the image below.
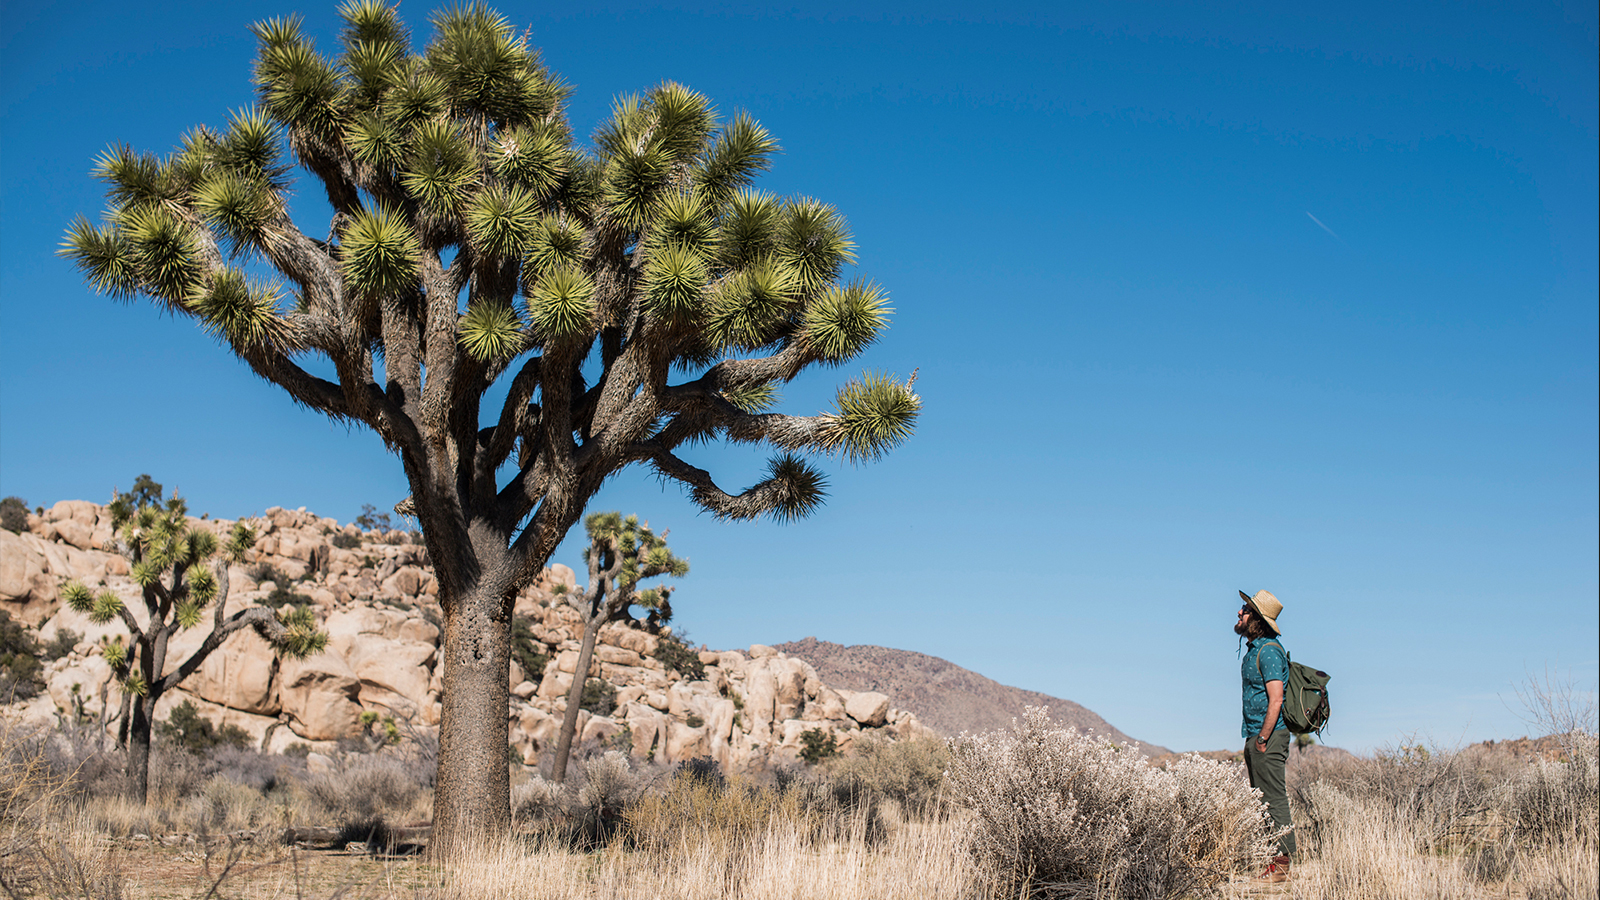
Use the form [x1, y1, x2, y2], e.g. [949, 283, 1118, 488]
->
[1251, 855, 1291, 884]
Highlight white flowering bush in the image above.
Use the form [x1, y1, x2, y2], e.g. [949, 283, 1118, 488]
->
[945, 708, 1274, 898]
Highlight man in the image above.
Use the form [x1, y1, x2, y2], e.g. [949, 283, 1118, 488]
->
[1237, 588, 1294, 884]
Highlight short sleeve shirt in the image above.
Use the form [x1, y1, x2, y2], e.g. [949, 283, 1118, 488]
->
[1242, 635, 1288, 739]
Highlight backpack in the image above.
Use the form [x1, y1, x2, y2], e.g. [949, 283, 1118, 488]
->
[1257, 640, 1332, 736]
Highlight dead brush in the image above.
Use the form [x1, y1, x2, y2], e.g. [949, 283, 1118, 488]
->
[1292, 733, 1599, 899]
[1, 723, 127, 900]
[945, 707, 1273, 899]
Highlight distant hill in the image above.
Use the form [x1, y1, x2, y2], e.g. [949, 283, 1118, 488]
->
[775, 637, 1172, 757]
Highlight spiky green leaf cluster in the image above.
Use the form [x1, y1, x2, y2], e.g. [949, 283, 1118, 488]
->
[225, 522, 257, 562]
[527, 266, 594, 341]
[582, 510, 688, 599]
[62, 582, 94, 615]
[342, 205, 420, 300]
[761, 454, 827, 522]
[175, 600, 204, 629]
[101, 637, 128, 670]
[122, 670, 149, 698]
[804, 281, 890, 363]
[459, 302, 526, 361]
[187, 269, 287, 348]
[274, 605, 329, 658]
[721, 382, 778, 413]
[822, 373, 922, 464]
[90, 590, 123, 625]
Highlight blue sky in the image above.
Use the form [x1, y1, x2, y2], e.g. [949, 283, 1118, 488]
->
[3, 0, 1595, 755]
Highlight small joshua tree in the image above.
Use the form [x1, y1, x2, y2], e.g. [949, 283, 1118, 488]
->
[61, 491, 327, 803]
[550, 512, 687, 782]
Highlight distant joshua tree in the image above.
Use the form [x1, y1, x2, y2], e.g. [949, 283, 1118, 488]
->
[61, 490, 326, 802]
[550, 512, 687, 782]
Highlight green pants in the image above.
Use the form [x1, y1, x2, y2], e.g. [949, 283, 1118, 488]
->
[1244, 730, 1295, 857]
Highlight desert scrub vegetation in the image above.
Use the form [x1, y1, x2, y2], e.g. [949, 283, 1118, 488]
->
[5, 698, 1596, 899]
[946, 707, 1273, 899]
[1290, 732, 1599, 899]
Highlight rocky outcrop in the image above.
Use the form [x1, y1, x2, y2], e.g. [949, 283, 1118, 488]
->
[2, 501, 935, 771]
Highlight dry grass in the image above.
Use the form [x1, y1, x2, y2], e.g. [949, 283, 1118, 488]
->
[5, 716, 1597, 900]
[1288, 733, 1599, 900]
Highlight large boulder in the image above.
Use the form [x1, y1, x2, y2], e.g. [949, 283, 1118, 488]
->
[0, 530, 54, 621]
[46, 654, 117, 720]
[845, 691, 891, 728]
[167, 624, 282, 715]
[278, 652, 363, 740]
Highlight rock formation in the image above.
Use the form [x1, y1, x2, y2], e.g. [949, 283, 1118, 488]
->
[1, 501, 934, 771]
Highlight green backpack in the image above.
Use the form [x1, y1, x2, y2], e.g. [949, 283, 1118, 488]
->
[1258, 641, 1332, 736]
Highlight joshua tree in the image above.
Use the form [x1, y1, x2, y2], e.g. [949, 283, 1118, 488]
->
[63, 2, 919, 846]
[550, 511, 687, 782]
[61, 492, 326, 803]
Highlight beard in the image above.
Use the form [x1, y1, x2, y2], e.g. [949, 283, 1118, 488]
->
[1234, 618, 1252, 637]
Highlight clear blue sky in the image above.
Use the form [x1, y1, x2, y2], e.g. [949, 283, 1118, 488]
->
[3, 0, 1595, 755]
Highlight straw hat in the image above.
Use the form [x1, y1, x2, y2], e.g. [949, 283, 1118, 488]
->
[1239, 589, 1283, 635]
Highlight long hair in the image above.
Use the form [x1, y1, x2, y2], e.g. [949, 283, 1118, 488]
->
[1242, 612, 1276, 641]
[1236, 606, 1277, 654]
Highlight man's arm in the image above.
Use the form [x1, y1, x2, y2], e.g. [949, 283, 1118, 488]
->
[1257, 680, 1284, 749]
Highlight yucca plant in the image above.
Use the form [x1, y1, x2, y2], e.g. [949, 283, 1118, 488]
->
[62, 2, 918, 848]
[550, 511, 688, 783]
[60, 488, 327, 804]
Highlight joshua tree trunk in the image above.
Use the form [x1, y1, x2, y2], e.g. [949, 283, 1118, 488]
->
[430, 581, 515, 854]
[551, 620, 602, 783]
[127, 693, 155, 803]
[124, 624, 170, 804]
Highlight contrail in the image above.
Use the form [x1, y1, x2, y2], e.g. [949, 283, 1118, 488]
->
[1306, 212, 1346, 244]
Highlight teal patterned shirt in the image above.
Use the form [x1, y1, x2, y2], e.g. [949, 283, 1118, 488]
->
[1242, 635, 1288, 739]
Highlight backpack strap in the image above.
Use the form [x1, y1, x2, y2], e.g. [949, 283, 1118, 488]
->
[1254, 640, 1288, 678]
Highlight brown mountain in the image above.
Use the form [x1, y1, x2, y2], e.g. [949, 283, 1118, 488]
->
[775, 637, 1172, 757]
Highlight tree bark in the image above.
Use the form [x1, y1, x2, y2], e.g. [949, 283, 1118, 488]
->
[551, 619, 601, 783]
[128, 693, 155, 803]
[430, 581, 514, 855]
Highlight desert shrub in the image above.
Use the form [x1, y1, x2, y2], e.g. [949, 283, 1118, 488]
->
[331, 532, 362, 549]
[0, 611, 44, 701]
[799, 728, 838, 765]
[300, 754, 427, 825]
[825, 734, 947, 819]
[184, 774, 277, 833]
[1497, 735, 1598, 847]
[40, 627, 81, 662]
[831, 735, 939, 805]
[0, 496, 29, 533]
[625, 766, 806, 853]
[580, 679, 616, 716]
[204, 744, 302, 794]
[511, 773, 567, 825]
[1288, 734, 1598, 897]
[511, 616, 549, 683]
[574, 750, 646, 844]
[946, 707, 1272, 899]
[651, 631, 705, 681]
[158, 701, 252, 755]
[675, 756, 726, 791]
[511, 751, 651, 847]
[247, 562, 286, 584]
